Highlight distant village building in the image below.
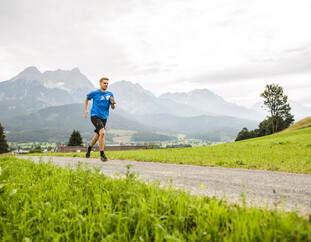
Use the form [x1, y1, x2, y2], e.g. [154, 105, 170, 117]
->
[12, 148, 31, 154]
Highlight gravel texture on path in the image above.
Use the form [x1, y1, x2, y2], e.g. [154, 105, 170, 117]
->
[26, 156, 311, 215]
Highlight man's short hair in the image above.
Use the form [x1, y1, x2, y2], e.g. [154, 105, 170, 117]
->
[100, 77, 109, 83]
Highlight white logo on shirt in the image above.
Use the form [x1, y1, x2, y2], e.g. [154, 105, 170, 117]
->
[100, 95, 110, 101]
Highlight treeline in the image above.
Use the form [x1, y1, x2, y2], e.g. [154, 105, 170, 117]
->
[236, 117, 293, 141]
[166, 144, 192, 148]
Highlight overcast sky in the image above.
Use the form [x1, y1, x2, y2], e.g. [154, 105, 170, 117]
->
[1, 0, 311, 107]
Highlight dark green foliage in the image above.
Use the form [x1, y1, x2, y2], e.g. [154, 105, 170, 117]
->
[256, 119, 271, 136]
[236, 116, 295, 141]
[0, 123, 9, 154]
[166, 144, 192, 148]
[257, 117, 293, 136]
[145, 142, 162, 149]
[68, 130, 83, 146]
[235, 128, 258, 141]
[29, 145, 42, 153]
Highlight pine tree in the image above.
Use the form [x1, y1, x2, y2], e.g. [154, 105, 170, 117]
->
[0, 123, 9, 154]
[68, 130, 83, 146]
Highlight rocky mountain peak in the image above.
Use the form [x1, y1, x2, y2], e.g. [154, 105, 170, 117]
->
[110, 80, 155, 97]
[41, 68, 94, 91]
[71, 67, 81, 73]
[11, 66, 42, 82]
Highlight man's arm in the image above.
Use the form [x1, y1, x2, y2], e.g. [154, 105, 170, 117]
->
[85, 98, 89, 118]
[110, 97, 116, 110]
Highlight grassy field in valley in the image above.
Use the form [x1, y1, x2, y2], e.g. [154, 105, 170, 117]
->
[105, 127, 311, 173]
[32, 127, 311, 173]
[1, 156, 310, 241]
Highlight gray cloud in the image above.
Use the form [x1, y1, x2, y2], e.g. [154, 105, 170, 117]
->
[1, 0, 311, 108]
[185, 44, 311, 84]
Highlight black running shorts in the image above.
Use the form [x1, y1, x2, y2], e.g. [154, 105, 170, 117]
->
[91, 116, 107, 135]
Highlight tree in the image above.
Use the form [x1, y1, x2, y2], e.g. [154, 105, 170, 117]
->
[0, 122, 9, 154]
[68, 130, 83, 146]
[255, 119, 271, 137]
[235, 128, 258, 141]
[235, 115, 295, 142]
[29, 145, 42, 153]
[260, 84, 294, 133]
[146, 142, 161, 149]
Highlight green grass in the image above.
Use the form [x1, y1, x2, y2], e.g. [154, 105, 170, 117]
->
[0, 156, 310, 241]
[29, 127, 311, 173]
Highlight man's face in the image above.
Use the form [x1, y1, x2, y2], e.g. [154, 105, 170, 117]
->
[100, 80, 109, 90]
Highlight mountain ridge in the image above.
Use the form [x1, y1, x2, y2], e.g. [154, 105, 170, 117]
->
[0, 67, 95, 119]
[159, 89, 263, 120]
[0, 66, 310, 143]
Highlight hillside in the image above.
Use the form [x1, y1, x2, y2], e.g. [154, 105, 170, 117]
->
[282, 116, 311, 132]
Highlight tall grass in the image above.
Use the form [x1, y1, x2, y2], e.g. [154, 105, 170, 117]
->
[0, 156, 310, 241]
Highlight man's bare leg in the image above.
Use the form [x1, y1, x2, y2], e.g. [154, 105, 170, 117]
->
[98, 128, 107, 161]
[86, 133, 99, 158]
[90, 133, 99, 147]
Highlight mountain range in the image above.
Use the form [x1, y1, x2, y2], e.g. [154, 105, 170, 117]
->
[0, 66, 309, 143]
[0, 66, 94, 118]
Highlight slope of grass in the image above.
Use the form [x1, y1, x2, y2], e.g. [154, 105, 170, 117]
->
[109, 127, 311, 173]
[1, 156, 310, 241]
[282, 116, 311, 132]
[30, 127, 311, 173]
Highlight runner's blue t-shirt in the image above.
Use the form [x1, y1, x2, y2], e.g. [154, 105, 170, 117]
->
[87, 89, 115, 119]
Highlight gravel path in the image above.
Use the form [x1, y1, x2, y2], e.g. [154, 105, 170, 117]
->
[27, 156, 311, 215]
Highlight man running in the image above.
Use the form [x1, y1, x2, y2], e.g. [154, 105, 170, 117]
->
[84, 77, 116, 161]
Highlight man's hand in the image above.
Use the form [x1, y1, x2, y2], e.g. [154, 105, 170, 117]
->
[85, 110, 88, 119]
[110, 97, 116, 109]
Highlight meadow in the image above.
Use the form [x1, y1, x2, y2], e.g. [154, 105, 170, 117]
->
[0, 156, 310, 241]
[32, 127, 311, 174]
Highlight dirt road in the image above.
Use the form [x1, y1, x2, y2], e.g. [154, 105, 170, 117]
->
[26, 156, 311, 215]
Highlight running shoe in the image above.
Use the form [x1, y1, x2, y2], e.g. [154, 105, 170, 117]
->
[86, 147, 92, 158]
[101, 154, 108, 162]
